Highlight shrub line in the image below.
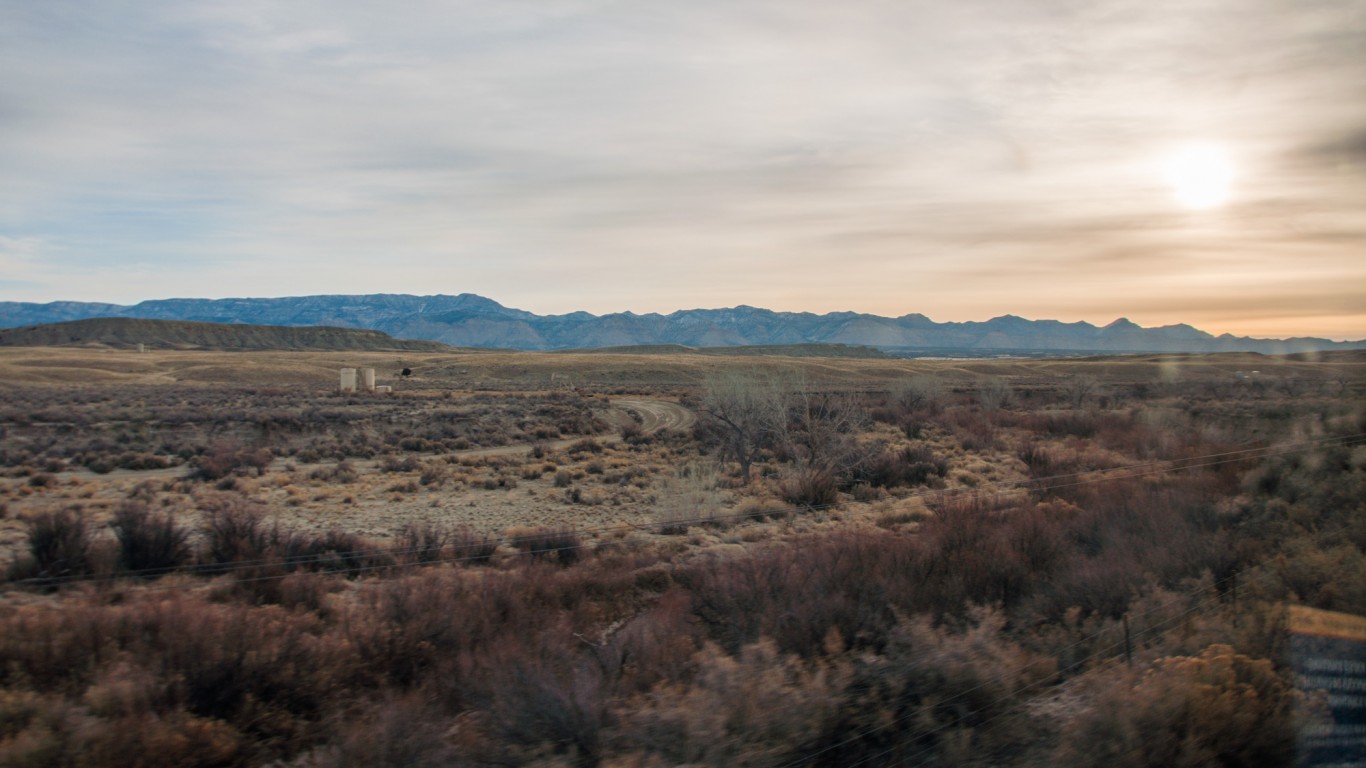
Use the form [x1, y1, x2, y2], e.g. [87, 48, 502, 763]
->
[12, 431, 1362, 592]
[778, 566, 1242, 768]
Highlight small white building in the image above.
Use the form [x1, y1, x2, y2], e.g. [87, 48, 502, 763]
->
[340, 367, 381, 393]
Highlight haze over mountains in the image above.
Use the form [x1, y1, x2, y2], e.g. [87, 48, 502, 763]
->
[1, 294, 1361, 355]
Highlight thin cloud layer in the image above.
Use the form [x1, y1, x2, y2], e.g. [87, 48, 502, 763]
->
[2, 0, 1363, 338]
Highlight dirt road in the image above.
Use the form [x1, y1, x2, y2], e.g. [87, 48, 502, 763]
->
[608, 398, 696, 433]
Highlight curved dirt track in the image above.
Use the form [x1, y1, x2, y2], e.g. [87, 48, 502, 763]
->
[608, 398, 696, 434]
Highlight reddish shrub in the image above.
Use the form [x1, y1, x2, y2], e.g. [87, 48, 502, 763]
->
[191, 442, 272, 481]
[782, 468, 840, 508]
[509, 526, 583, 566]
[110, 500, 191, 577]
[16, 507, 95, 582]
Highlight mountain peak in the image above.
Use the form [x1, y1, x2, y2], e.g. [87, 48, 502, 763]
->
[1104, 318, 1142, 331]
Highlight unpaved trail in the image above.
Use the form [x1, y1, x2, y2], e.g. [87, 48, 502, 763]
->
[608, 398, 696, 433]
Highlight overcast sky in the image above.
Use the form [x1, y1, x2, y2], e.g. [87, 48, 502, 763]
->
[2, 0, 1364, 338]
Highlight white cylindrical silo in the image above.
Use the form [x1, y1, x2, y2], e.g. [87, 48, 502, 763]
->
[361, 368, 376, 391]
[340, 368, 357, 392]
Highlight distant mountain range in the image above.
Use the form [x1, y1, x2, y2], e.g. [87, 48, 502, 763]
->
[1, 294, 1361, 355]
[0, 317, 448, 352]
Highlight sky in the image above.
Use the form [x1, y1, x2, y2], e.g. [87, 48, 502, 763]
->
[2, 0, 1365, 339]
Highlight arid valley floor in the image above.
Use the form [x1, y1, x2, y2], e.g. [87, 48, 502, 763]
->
[0, 345, 1362, 766]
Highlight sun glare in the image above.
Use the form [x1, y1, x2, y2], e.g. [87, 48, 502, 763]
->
[1163, 143, 1235, 209]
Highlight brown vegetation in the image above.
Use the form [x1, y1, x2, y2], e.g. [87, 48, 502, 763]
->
[0, 347, 1361, 765]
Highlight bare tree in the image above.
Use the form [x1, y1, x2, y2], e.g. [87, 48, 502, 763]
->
[893, 375, 945, 412]
[978, 376, 1014, 411]
[701, 368, 872, 487]
[1062, 375, 1099, 409]
[699, 368, 790, 483]
[775, 381, 867, 477]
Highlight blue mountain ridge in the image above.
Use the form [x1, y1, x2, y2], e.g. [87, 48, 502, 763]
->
[0, 294, 1361, 354]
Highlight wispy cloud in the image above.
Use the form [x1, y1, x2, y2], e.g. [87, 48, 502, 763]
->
[1, 0, 1363, 337]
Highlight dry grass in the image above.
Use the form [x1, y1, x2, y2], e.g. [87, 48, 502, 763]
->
[0, 346, 1361, 763]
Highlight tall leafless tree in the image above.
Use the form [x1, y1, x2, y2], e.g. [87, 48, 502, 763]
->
[701, 368, 868, 485]
[699, 367, 790, 484]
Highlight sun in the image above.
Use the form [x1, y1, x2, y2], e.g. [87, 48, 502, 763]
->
[1163, 143, 1235, 209]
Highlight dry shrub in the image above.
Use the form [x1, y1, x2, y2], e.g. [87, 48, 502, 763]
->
[200, 498, 272, 570]
[508, 525, 583, 566]
[283, 529, 389, 576]
[1054, 645, 1294, 768]
[418, 461, 449, 487]
[450, 527, 500, 565]
[191, 441, 272, 481]
[568, 486, 608, 505]
[620, 420, 646, 443]
[465, 627, 608, 765]
[379, 454, 420, 473]
[849, 482, 885, 502]
[811, 608, 1054, 766]
[0, 689, 244, 768]
[875, 504, 928, 529]
[600, 588, 703, 696]
[679, 530, 913, 656]
[393, 523, 448, 564]
[1268, 539, 1366, 613]
[1029, 409, 1102, 438]
[12, 507, 95, 582]
[110, 500, 191, 577]
[977, 377, 1014, 411]
[614, 639, 850, 766]
[303, 693, 459, 768]
[1018, 441, 1054, 476]
[914, 497, 1032, 610]
[568, 438, 604, 456]
[895, 375, 946, 412]
[654, 461, 726, 534]
[275, 571, 342, 613]
[942, 407, 999, 451]
[310, 460, 359, 484]
[781, 467, 840, 508]
[0, 592, 360, 762]
[854, 444, 949, 489]
[733, 496, 793, 523]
